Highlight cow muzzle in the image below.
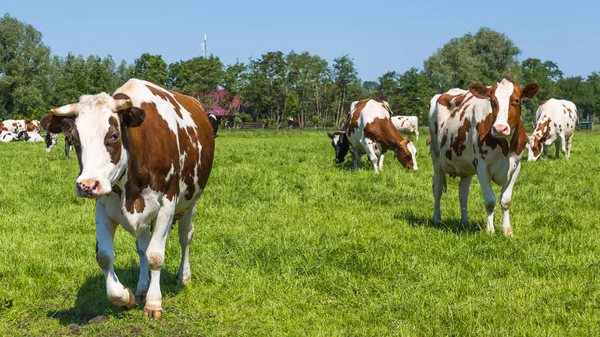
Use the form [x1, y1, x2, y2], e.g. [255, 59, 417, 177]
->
[491, 124, 511, 138]
[76, 178, 104, 198]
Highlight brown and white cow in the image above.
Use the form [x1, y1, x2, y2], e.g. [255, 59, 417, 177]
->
[391, 115, 420, 140]
[1, 119, 26, 133]
[429, 78, 539, 235]
[41, 79, 215, 319]
[328, 99, 416, 172]
[26, 120, 41, 133]
[527, 99, 577, 161]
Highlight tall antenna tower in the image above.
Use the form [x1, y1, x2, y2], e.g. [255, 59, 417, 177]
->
[201, 34, 207, 58]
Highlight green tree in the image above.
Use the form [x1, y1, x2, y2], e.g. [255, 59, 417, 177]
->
[221, 61, 247, 116]
[48, 53, 89, 107]
[520, 58, 563, 124]
[424, 27, 521, 92]
[397, 68, 436, 124]
[376, 71, 400, 111]
[331, 55, 361, 126]
[132, 53, 168, 86]
[245, 51, 287, 126]
[87, 55, 116, 94]
[0, 14, 51, 118]
[168, 55, 224, 109]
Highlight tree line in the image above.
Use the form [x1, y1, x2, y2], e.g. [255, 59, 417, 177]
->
[1, 14, 599, 128]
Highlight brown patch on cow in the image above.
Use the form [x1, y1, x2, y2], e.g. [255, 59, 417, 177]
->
[113, 93, 130, 100]
[476, 112, 495, 143]
[104, 116, 122, 164]
[441, 132, 448, 148]
[112, 185, 122, 196]
[347, 99, 369, 136]
[26, 122, 36, 132]
[510, 119, 528, 156]
[363, 117, 413, 168]
[445, 149, 452, 160]
[451, 119, 471, 157]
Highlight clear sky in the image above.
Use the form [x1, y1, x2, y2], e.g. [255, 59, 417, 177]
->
[4, 0, 599, 82]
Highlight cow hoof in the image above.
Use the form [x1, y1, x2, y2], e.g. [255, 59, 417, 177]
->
[121, 288, 136, 311]
[143, 308, 163, 320]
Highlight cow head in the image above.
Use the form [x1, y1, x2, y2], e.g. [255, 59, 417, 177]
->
[395, 137, 416, 170]
[45, 132, 58, 152]
[469, 78, 539, 140]
[41, 93, 146, 198]
[327, 131, 349, 164]
[16, 130, 30, 141]
[526, 135, 543, 161]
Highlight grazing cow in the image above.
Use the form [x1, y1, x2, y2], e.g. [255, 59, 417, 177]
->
[45, 132, 74, 157]
[328, 99, 416, 172]
[429, 78, 539, 235]
[208, 113, 219, 138]
[41, 79, 215, 319]
[1, 119, 26, 133]
[391, 115, 420, 140]
[527, 99, 577, 161]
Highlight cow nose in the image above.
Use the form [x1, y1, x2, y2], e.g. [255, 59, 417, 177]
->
[493, 124, 510, 136]
[77, 178, 102, 197]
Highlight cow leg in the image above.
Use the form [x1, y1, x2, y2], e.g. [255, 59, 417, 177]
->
[351, 150, 361, 169]
[177, 206, 196, 285]
[95, 200, 135, 310]
[476, 167, 496, 233]
[143, 204, 175, 319]
[431, 158, 446, 226]
[559, 135, 567, 158]
[459, 176, 473, 225]
[135, 228, 151, 301]
[499, 162, 521, 236]
[377, 154, 385, 171]
[415, 129, 419, 141]
[361, 139, 379, 172]
[566, 135, 573, 159]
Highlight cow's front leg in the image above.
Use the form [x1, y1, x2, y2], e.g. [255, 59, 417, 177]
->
[559, 134, 567, 158]
[566, 135, 573, 159]
[143, 204, 175, 319]
[361, 139, 379, 172]
[351, 150, 361, 169]
[95, 200, 135, 310]
[459, 176, 473, 225]
[377, 153, 385, 171]
[499, 162, 521, 236]
[476, 166, 496, 233]
[135, 228, 151, 301]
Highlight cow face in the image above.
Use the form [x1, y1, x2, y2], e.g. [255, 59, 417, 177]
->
[395, 138, 416, 170]
[16, 130, 30, 141]
[45, 132, 58, 152]
[526, 136, 543, 161]
[469, 79, 539, 140]
[327, 131, 349, 164]
[41, 93, 145, 198]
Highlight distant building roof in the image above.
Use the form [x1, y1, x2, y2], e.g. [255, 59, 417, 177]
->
[201, 90, 240, 117]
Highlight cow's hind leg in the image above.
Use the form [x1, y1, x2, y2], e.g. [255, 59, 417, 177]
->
[499, 162, 521, 236]
[95, 201, 136, 310]
[143, 202, 175, 319]
[459, 176, 473, 225]
[177, 206, 196, 285]
[432, 158, 446, 226]
[566, 135, 573, 159]
[361, 139, 379, 172]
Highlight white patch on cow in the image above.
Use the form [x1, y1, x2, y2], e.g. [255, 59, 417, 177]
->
[74, 93, 128, 195]
[120, 186, 162, 236]
[165, 163, 175, 182]
[26, 131, 44, 142]
[493, 79, 515, 131]
[407, 141, 418, 170]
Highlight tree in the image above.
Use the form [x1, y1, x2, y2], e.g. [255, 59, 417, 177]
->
[221, 61, 247, 116]
[424, 27, 521, 92]
[557, 76, 596, 120]
[331, 55, 361, 126]
[132, 53, 168, 86]
[245, 52, 287, 127]
[397, 68, 436, 124]
[520, 58, 563, 124]
[376, 71, 400, 111]
[0, 14, 51, 118]
[168, 55, 224, 109]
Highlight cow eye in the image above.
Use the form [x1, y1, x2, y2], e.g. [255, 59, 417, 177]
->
[514, 99, 520, 104]
[108, 132, 120, 143]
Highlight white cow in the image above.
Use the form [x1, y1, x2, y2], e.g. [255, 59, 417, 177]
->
[391, 115, 420, 140]
[1, 119, 26, 133]
[527, 99, 578, 161]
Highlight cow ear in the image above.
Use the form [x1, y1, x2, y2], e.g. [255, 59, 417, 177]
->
[40, 114, 75, 134]
[468, 83, 491, 99]
[522, 83, 540, 100]
[327, 132, 335, 139]
[120, 107, 146, 128]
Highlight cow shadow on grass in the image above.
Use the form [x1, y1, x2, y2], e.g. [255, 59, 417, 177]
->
[47, 266, 181, 326]
[395, 210, 482, 234]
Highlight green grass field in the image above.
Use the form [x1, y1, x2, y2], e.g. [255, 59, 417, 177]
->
[1, 129, 599, 336]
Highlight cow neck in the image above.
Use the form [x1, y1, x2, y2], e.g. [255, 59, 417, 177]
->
[509, 118, 528, 156]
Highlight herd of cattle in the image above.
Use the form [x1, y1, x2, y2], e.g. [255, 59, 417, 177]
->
[328, 78, 579, 236]
[0, 119, 44, 143]
[21, 77, 579, 319]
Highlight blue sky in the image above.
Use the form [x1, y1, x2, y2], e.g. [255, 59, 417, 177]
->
[4, 0, 599, 82]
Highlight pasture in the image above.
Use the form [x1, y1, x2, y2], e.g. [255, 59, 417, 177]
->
[0, 129, 599, 336]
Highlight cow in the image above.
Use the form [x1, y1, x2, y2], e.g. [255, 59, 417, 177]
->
[1, 119, 26, 133]
[26, 131, 44, 142]
[526, 99, 577, 161]
[208, 113, 219, 138]
[41, 79, 215, 319]
[0, 131, 19, 142]
[429, 78, 539, 235]
[391, 115, 420, 140]
[328, 99, 416, 172]
[45, 132, 74, 157]
[27, 120, 41, 133]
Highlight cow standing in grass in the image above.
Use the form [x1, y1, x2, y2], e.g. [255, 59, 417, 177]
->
[328, 99, 416, 172]
[527, 99, 578, 161]
[429, 78, 539, 235]
[41, 79, 214, 319]
[391, 115, 420, 140]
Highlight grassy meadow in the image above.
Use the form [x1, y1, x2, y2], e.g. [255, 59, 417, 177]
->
[1, 128, 600, 336]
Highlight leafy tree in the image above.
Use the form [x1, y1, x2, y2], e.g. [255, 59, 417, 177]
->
[48, 53, 89, 107]
[376, 71, 400, 111]
[520, 58, 563, 124]
[424, 27, 521, 92]
[221, 61, 247, 116]
[331, 55, 361, 126]
[132, 53, 168, 86]
[168, 55, 224, 110]
[87, 55, 116, 94]
[0, 14, 50, 118]
[397, 68, 436, 124]
[557, 76, 596, 120]
[362, 81, 378, 95]
[245, 51, 287, 126]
